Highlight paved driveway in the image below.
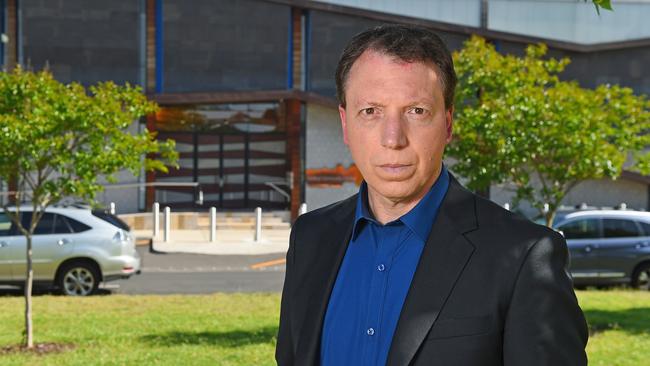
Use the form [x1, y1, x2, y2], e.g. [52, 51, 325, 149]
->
[0, 246, 286, 296]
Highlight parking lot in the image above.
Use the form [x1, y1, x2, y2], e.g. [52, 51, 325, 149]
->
[0, 246, 286, 296]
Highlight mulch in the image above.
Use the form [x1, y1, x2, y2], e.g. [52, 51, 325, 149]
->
[0, 342, 75, 356]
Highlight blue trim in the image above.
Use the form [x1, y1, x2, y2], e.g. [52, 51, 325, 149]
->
[155, 0, 163, 93]
[304, 10, 310, 91]
[286, 9, 293, 89]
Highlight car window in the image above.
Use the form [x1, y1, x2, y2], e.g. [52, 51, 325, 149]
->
[603, 218, 641, 238]
[52, 214, 73, 234]
[60, 215, 91, 233]
[21, 212, 55, 235]
[638, 221, 650, 236]
[0, 212, 13, 236]
[92, 210, 130, 231]
[557, 219, 600, 239]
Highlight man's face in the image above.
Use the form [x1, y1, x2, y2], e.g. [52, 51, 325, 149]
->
[339, 50, 453, 204]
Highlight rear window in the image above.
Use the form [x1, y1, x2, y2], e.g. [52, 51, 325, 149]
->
[92, 210, 130, 231]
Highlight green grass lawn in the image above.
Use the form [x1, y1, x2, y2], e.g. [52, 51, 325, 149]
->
[0, 290, 648, 365]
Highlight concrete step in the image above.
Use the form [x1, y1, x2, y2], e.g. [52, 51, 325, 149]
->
[199, 223, 291, 230]
[196, 217, 286, 225]
[120, 210, 291, 231]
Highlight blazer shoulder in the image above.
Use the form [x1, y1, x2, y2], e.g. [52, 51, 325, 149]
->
[293, 194, 358, 232]
[471, 194, 562, 249]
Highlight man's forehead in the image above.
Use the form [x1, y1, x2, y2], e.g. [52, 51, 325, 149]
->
[351, 49, 439, 74]
[346, 51, 442, 107]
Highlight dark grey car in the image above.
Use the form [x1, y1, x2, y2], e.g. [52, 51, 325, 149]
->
[555, 210, 650, 289]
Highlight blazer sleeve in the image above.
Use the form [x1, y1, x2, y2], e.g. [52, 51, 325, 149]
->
[275, 220, 297, 365]
[503, 231, 589, 365]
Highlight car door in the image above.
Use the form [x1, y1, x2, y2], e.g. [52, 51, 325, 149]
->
[596, 218, 645, 280]
[11, 212, 75, 281]
[556, 217, 601, 280]
[0, 212, 17, 281]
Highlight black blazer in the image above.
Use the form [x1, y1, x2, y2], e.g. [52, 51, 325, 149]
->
[276, 175, 588, 366]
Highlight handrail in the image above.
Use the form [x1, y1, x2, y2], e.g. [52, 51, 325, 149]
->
[264, 182, 290, 200]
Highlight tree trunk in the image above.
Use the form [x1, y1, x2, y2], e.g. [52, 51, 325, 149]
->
[545, 211, 556, 228]
[24, 234, 33, 348]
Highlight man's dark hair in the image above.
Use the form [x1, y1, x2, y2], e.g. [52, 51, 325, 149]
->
[335, 24, 457, 110]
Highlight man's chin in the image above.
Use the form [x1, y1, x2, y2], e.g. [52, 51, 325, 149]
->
[368, 182, 421, 203]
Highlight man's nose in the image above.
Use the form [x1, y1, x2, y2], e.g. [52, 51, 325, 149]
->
[380, 113, 407, 149]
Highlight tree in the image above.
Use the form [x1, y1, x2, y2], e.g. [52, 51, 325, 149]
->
[0, 68, 178, 348]
[448, 36, 650, 226]
[589, 0, 612, 14]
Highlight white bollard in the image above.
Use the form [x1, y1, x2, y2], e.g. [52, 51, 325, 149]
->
[299, 202, 308, 216]
[164, 206, 171, 243]
[109, 202, 116, 215]
[153, 202, 160, 237]
[504, 203, 510, 211]
[210, 207, 217, 243]
[255, 207, 262, 242]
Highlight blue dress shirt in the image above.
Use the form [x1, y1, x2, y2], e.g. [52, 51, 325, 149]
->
[320, 165, 450, 366]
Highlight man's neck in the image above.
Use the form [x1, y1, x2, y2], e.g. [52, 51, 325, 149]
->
[366, 170, 441, 225]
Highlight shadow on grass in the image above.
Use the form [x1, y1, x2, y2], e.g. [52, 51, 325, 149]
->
[585, 307, 650, 336]
[140, 326, 278, 348]
[0, 287, 113, 297]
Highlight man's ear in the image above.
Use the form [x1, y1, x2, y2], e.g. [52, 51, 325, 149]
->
[445, 106, 454, 144]
[339, 105, 349, 145]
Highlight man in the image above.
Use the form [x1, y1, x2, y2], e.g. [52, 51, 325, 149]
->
[276, 24, 588, 366]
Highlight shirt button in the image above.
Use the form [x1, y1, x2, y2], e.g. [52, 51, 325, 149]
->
[377, 264, 385, 272]
[367, 328, 375, 336]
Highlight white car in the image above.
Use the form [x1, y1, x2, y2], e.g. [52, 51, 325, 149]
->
[0, 205, 141, 296]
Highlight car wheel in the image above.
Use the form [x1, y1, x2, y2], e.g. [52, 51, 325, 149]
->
[57, 262, 100, 296]
[631, 262, 650, 291]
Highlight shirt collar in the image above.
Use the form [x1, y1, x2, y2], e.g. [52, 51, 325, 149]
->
[352, 164, 450, 242]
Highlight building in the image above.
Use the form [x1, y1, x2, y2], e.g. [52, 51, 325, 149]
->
[2, 0, 650, 219]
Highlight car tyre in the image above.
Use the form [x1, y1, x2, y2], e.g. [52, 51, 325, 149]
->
[56, 261, 100, 296]
[631, 262, 650, 291]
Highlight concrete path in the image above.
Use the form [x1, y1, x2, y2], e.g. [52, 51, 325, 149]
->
[133, 229, 290, 255]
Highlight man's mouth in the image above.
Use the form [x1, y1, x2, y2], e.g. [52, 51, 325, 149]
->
[378, 164, 412, 174]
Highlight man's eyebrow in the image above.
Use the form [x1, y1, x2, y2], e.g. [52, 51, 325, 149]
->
[353, 100, 385, 108]
[408, 95, 437, 104]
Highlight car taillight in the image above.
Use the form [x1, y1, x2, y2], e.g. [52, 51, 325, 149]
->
[113, 230, 127, 243]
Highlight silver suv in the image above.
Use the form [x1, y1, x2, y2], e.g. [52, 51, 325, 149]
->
[554, 210, 650, 289]
[0, 205, 141, 295]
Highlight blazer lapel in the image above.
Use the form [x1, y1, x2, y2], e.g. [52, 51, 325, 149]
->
[295, 195, 357, 366]
[386, 176, 478, 366]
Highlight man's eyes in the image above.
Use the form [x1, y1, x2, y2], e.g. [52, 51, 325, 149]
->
[408, 107, 427, 115]
[357, 107, 429, 117]
[360, 107, 376, 115]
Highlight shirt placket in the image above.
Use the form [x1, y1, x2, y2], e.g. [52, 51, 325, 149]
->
[362, 223, 401, 366]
